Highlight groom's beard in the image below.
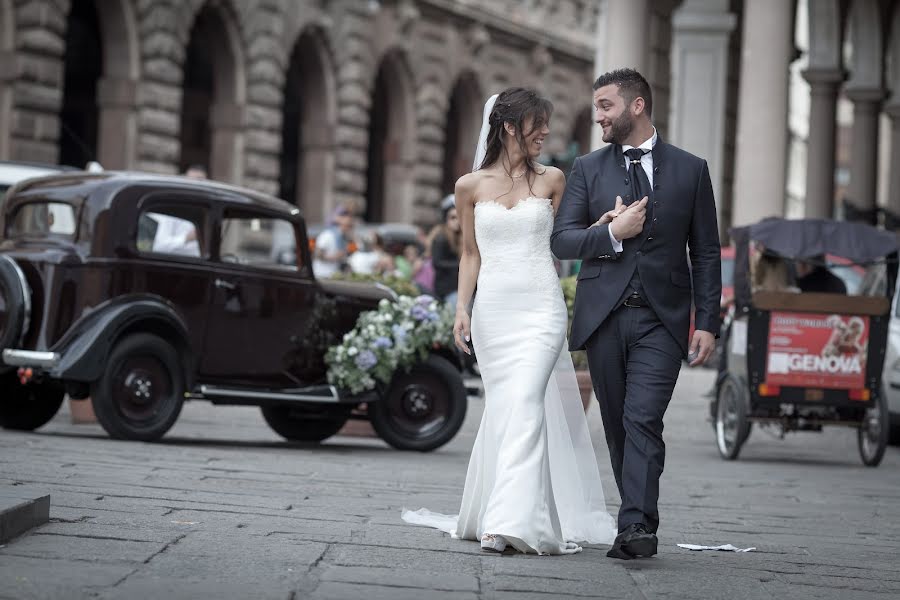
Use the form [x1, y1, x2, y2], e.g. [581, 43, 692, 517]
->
[603, 114, 634, 145]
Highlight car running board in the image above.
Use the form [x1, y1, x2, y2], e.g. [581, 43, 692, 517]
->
[195, 384, 353, 406]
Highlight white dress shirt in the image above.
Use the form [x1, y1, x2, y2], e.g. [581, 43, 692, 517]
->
[608, 127, 658, 253]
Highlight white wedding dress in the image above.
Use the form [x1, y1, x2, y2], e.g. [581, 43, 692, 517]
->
[402, 196, 616, 555]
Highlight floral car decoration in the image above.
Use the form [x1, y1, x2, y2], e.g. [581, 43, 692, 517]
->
[326, 295, 456, 394]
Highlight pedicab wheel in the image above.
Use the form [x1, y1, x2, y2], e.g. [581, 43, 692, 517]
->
[715, 375, 751, 460]
[858, 388, 888, 467]
[370, 354, 466, 452]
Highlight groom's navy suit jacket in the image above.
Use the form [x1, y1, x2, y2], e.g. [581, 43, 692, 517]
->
[551, 138, 721, 356]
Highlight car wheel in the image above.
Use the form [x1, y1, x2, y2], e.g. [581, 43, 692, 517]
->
[261, 404, 352, 443]
[371, 354, 467, 452]
[715, 375, 751, 460]
[0, 255, 31, 352]
[0, 372, 64, 431]
[890, 418, 900, 447]
[858, 389, 889, 467]
[91, 333, 185, 441]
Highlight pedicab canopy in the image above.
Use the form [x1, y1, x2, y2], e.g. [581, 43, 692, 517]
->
[730, 217, 900, 313]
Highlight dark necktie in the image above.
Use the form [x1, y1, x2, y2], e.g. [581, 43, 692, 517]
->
[624, 147, 651, 203]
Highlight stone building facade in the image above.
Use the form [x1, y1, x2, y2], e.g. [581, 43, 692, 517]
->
[0, 0, 602, 225]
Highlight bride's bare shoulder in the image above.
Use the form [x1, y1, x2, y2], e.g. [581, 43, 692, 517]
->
[454, 172, 482, 203]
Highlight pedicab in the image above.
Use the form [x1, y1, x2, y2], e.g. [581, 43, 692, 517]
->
[712, 218, 898, 466]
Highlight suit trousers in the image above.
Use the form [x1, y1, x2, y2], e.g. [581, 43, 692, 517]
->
[585, 303, 682, 534]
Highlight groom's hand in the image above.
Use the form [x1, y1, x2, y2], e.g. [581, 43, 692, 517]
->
[689, 330, 716, 367]
[610, 197, 648, 241]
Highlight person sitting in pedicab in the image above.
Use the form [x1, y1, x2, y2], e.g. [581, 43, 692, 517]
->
[793, 255, 847, 294]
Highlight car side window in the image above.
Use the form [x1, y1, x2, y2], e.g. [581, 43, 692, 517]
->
[220, 211, 298, 271]
[137, 205, 207, 259]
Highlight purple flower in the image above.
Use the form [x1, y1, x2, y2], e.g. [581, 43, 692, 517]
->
[392, 324, 407, 341]
[355, 350, 378, 370]
[411, 305, 429, 321]
[373, 336, 393, 349]
[415, 294, 435, 306]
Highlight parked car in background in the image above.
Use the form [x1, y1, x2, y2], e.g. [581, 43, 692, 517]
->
[0, 172, 467, 451]
[0, 161, 76, 198]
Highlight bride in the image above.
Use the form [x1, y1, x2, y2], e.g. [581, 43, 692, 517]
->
[401, 88, 617, 555]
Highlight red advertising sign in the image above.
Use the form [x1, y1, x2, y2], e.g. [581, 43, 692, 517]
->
[766, 312, 869, 389]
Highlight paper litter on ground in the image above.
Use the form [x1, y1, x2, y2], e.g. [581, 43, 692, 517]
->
[677, 543, 755, 552]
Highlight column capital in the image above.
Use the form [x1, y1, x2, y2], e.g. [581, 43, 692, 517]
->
[883, 102, 900, 119]
[801, 67, 844, 86]
[844, 86, 885, 104]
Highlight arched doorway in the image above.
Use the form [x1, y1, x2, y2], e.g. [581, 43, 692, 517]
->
[58, 0, 103, 168]
[365, 50, 416, 223]
[279, 28, 336, 223]
[179, 3, 245, 183]
[441, 72, 482, 192]
[57, 0, 139, 169]
[0, 0, 13, 160]
[572, 107, 593, 156]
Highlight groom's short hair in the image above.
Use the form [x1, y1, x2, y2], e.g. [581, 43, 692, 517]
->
[593, 69, 653, 118]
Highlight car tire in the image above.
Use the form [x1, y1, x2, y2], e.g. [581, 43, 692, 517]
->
[0, 373, 64, 431]
[890, 417, 900, 447]
[371, 354, 467, 452]
[91, 333, 185, 441]
[0, 255, 31, 353]
[261, 404, 352, 443]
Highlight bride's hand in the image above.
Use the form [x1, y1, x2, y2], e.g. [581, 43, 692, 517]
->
[590, 195, 626, 228]
[453, 310, 472, 355]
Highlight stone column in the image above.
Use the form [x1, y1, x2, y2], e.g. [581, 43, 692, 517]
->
[801, 68, 844, 218]
[669, 0, 736, 234]
[731, 0, 794, 226]
[844, 88, 883, 221]
[0, 50, 14, 160]
[885, 103, 900, 224]
[604, 0, 650, 74]
[96, 77, 138, 170]
[210, 102, 246, 185]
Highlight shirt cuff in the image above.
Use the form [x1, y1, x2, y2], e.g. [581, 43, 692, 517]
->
[608, 227, 623, 253]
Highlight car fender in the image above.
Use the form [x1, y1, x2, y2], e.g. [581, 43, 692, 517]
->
[49, 296, 192, 384]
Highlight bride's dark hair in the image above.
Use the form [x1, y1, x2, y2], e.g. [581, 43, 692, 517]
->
[477, 87, 553, 190]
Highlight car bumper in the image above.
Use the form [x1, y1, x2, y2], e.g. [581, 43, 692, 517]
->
[2, 349, 60, 369]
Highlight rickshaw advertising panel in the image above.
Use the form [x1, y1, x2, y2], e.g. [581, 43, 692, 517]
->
[765, 311, 869, 389]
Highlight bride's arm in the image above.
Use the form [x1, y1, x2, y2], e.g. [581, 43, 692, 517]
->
[547, 166, 566, 215]
[453, 174, 480, 354]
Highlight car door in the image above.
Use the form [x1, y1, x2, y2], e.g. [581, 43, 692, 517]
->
[199, 205, 318, 387]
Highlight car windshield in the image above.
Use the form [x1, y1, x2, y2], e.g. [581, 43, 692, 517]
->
[6, 201, 77, 239]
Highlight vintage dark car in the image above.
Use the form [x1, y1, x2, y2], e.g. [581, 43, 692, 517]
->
[0, 172, 466, 451]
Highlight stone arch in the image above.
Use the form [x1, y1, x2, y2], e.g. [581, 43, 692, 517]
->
[365, 48, 417, 223]
[0, 0, 13, 160]
[279, 26, 337, 224]
[441, 71, 482, 195]
[55, 0, 140, 169]
[179, 0, 247, 183]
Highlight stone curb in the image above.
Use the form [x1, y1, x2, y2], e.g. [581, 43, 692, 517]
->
[0, 491, 50, 544]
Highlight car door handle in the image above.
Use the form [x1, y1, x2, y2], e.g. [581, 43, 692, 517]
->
[215, 278, 237, 291]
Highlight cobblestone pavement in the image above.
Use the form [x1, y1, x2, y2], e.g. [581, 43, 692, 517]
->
[1, 367, 899, 599]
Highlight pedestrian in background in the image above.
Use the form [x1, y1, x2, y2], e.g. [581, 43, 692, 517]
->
[431, 194, 461, 306]
[313, 204, 355, 278]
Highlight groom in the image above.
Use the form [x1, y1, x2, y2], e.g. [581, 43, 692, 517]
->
[551, 69, 721, 559]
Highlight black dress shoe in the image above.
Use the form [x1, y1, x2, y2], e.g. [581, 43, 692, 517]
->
[607, 524, 657, 559]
